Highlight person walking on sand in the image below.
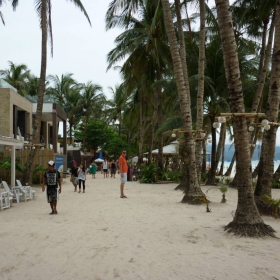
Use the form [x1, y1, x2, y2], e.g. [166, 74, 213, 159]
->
[110, 159, 116, 178]
[119, 150, 128, 198]
[71, 161, 79, 191]
[90, 162, 97, 178]
[102, 159, 109, 178]
[42, 160, 61, 215]
[78, 163, 86, 193]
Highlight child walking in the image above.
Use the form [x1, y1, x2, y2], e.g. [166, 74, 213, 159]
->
[78, 163, 86, 193]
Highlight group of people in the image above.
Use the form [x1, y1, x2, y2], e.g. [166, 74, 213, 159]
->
[101, 159, 117, 178]
[41, 151, 129, 215]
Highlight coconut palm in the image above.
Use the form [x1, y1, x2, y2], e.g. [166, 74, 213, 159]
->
[47, 73, 78, 108]
[65, 89, 83, 144]
[105, 84, 129, 136]
[21, 0, 91, 182]
[106, 0, 170, 169]
[160, 0, 205, 203]
[255, 2, 280, 204]
[0, 10, 4, 25]
[78, 82, 105, 148]
[0, 61, 30, 95]
[214, 0, 275, 237]
[47, 73, 83, 144]
[0, 0, 18, 25]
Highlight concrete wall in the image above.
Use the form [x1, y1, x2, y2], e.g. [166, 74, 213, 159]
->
[0, 88, 32, 138]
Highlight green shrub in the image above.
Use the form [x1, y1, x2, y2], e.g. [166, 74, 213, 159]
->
[215, 177, 220, 183]
[263, 195, 280, 219]
[219, 186, 228, 203]
[157, 167, 169, 181]
[201, 173, 208, 182]
[225, 178, 232, 185]
[168, 171, 181, 182]
[272, 180, 280, 189]
[140, 162, 157, 183]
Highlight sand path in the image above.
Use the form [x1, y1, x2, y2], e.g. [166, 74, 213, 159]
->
[1, 174, 280, 280]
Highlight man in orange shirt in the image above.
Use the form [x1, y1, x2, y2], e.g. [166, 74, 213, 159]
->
[118, 150, 128, 198]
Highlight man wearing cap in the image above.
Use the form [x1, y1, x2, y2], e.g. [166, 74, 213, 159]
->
[42, 160, 62, 215]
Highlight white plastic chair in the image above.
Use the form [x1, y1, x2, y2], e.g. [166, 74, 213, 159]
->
[16, 180, 35, 200]
[0, 191, 11, 211]
[1, 181, 16, 205]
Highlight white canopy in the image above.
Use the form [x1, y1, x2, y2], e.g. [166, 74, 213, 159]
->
[132, 156, 148, 163]
[151, 141, 179, 155]
[150, 140, 210, 156]
[94, 158, 104, 163]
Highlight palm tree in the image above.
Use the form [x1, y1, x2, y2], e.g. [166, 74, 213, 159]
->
[21, 0, 91, 182]
[78, 82, 105, 148]
[195, 0, 206, 180]
[161, 0, 205, 203]
[105, 84, 128, 136]
[0, 61, 30, 95]
[0, 0, 18, 25]
[0, 9, 4, 25]
[65, 89, 83, 144]
[214, 0, 275, 237]
[106, 0, 169, 170]
[47, 73, 83, 144]
[255, 2, 280, 205]
[47, 73, 77, 107]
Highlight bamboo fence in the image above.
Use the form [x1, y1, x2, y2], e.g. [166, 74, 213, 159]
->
[0, 149, 55, 182]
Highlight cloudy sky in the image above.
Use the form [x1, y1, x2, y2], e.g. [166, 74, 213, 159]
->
[0, 0, 124, 99]
[0, 1, 218, 99]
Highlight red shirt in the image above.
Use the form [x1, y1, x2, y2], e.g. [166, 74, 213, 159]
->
[118, 155, 128, 173]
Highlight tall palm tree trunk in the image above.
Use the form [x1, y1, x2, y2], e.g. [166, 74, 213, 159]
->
[195, 0, 206, 182]
[218, 141, 225, 176]
[161, 0, 203, 203]
[224, 151, 235, 177]
[255, 3, 280, 202]
[214, 122, 226, 172]
[215, 0, 275, 237]
[148, 103, 157, 164]
[250, 11, 275, 115]
[201, 141, 207, 174]
[157, 70, 164, 170]
[138, 94, 144, 164]
[22, 0, 47, 183]
[206, 117, 217, 185]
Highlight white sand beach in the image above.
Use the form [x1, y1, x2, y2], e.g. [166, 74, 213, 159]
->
[1, 174, 280, 280]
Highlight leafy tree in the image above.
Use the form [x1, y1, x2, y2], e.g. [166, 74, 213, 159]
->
[103, 133, 129, 159]
[75, 120, 114, 152]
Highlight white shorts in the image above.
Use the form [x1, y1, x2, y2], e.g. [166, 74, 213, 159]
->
[120, 173, 127, 184]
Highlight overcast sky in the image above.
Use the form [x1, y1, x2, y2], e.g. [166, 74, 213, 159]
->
[0, 0, 123, 99]
[0, 0, 218, 99]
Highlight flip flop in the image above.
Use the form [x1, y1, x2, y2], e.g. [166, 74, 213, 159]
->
[120, 195, 127, 198]
[49, 211, 54, 215]
[54, 210, 58, 214]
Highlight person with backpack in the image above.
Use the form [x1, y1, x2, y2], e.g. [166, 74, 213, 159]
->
[42, 160, 61, 215]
